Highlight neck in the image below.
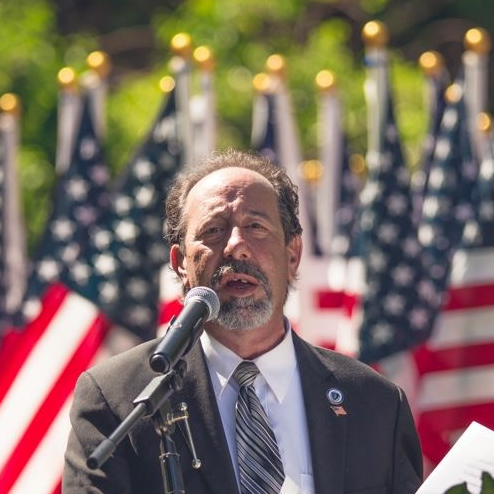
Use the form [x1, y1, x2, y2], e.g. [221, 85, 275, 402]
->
[205, 321, 286, 359]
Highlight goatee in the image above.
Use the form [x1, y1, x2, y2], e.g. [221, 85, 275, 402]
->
[210, 260, 273, 331]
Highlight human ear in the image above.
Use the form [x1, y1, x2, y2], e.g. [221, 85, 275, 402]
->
[170, 244, 188, 285]
[287, 235, 302, 281]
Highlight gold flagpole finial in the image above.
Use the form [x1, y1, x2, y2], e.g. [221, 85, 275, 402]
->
[193, 45, 215, 71]
[315, 70, 337, 92]
[299, 159, 324, 184]
[445, 83, 463, 104]
[171, 33, 192, 58]
[361, 20, 389, 48]
[349, 153, 367, 178]
[159, 75, 176, 94]
[418, 51, 445, 76]
[252, 72, 272, 93]
[57, 66, 78, 90]
[266, 54, 286, 78]
[86, 51, 111, 79]
[0, 93, 21, 115]
[464, 27, 491, 54]
[477, 112, 493, 134]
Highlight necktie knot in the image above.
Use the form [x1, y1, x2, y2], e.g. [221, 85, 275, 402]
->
[233, 361, 259, 388]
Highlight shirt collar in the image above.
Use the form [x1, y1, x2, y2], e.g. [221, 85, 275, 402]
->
[200, 318, 297, 404]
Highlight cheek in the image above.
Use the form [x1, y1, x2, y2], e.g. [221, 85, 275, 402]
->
[187, 249, 214, 281]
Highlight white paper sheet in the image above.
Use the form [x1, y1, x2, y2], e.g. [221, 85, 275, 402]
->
[416, 421, 494, 494]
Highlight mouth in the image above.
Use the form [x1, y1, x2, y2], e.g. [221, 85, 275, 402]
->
[210, 260, 270, 301]
[218, 272, 260, 296]
[221, 272, 259, 287]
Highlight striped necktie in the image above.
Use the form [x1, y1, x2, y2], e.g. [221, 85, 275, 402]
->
[233, 361, 285, 494]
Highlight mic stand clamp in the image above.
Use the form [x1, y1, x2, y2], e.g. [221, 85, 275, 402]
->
[87, 359, 201, 494]
[153, 402, 202, 494]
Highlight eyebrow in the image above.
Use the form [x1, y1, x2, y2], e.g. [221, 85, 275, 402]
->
[246, 209, 272, 220]
[204, 205, 274, 222]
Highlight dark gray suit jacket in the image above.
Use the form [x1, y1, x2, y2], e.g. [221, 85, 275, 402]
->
[62, 332, 423, 493]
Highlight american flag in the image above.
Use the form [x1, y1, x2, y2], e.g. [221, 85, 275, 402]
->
[356, 91, 439, 364]
[413, 82, 494, 471]
[361, 79, 493, 472]
[411, 63, 449, 225]
[328, 139, 361, 263]
[326, 140, 363, 355]
[20, 93, 110, 323]
[0, 86, 183, 494]
[315, 83, 363, 352]
[64, 86, 183, 340]
[0, 92, 112, 494]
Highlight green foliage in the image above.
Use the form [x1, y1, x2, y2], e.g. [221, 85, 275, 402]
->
[445, 482, 471, 494]
[481, 471, 494, 494]
[0, 0, 97, 250]
[360, 0, 391, 15]
[0, 0, 61, 250]
[106, 73, 164, 172]
[444, 472, 494, 494]
[0, 0, 438, 253]
[149, 0, 426, 159]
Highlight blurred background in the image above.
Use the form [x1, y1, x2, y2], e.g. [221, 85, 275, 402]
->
[3, 0, 494, 250]
[2, 1, 494, 492]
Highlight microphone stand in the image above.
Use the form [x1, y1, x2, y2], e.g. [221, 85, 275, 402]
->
[87, 359, 201, 494]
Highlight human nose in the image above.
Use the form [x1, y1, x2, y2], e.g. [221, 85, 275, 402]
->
[223, 226, 251, 260]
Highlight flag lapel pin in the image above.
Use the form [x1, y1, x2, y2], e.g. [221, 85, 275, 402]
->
[326, 388, 347, 416]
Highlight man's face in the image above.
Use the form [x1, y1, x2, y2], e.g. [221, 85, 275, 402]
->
[170, 167, 301, 331]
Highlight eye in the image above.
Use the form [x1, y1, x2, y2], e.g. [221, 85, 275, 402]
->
[205, 226, 224, 234]
[199, 225, 226, 242]
[246, 221, 269, 234]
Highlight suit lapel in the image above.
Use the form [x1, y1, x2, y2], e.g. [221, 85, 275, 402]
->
[175, 344, 239, 494]
[294, 334, 347, 494]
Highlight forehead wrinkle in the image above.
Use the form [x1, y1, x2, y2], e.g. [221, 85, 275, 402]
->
[183, 168, 280, 231]
[193, 197, 273, 228]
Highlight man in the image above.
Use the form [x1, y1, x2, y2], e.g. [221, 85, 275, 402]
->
[63, 149, 423, 493]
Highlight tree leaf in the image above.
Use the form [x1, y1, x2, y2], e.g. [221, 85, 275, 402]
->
[444, 482, 471, 494]
[481, 471, 494, 494]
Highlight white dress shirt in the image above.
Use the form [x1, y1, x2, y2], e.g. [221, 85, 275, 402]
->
[200, 321, 315, 494]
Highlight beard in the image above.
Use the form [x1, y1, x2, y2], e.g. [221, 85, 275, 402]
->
[210, 260, 274, 331]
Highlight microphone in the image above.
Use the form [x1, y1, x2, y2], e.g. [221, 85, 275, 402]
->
[149, 286, 220, 373]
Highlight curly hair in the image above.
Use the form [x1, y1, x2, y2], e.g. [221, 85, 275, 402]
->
[165, 149, 303, 248]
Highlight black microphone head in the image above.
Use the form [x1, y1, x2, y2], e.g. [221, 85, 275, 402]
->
[184, 286, 220, 321]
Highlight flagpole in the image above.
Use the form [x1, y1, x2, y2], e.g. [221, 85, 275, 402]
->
[462, 27, 491, 161]
[169, 33, 194, 168]
[250, 71, 273, 153]
[315, 70, 341, 257]
[84, 50, 111, 141]
[55, 67, 80, 175]
[362, 20, 389, 159]
[264, 53, 312, 242]
[337, 21, 390, 355]
[476, 111, 493, 163]
[412, 51, 448, 221]
[0, 93, 27, 329]
[419, 51, 447, 128]
[192, 45, 216, 160]
[265, 55, 304, 187]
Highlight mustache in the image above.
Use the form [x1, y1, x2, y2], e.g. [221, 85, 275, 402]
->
[210, 260, 270, 291]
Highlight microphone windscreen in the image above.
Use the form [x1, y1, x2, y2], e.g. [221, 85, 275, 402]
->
[184, 286, 220, 321]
